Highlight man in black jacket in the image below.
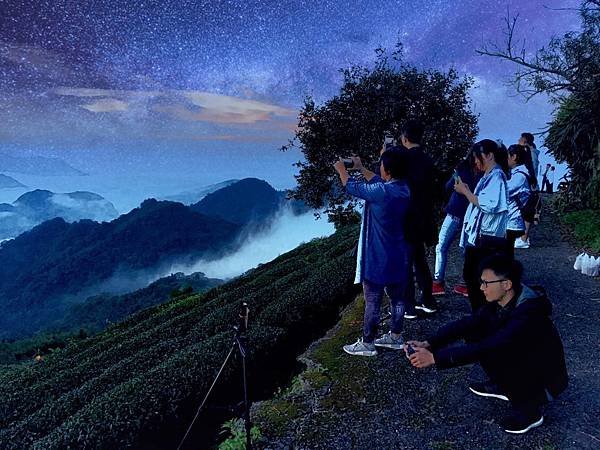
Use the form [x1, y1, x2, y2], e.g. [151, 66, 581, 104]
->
[406, 254, 568, 434]
[399, 120, 438, 316]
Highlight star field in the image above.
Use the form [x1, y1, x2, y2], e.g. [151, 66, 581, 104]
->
[0, 0, 582, 183]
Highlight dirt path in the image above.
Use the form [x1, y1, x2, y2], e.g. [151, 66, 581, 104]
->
[256, 205, 600, 449]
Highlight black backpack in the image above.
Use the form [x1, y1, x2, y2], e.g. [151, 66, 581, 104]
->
[514, 170, 541, 223]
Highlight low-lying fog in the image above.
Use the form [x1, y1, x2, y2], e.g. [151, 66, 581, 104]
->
[166, 206, 335, 280]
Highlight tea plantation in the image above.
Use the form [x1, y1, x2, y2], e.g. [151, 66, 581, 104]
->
[0, 225, 359, 449]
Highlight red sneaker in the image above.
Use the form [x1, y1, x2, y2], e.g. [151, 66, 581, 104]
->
[453, 284, 469, 297]
[432, 281, 445, 296]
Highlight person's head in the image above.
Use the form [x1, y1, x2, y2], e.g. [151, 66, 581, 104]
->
[546, 163, 551, 168]
[400, 120, 424, 147]
[551, 166, 556, 171]
[379, 149, 408, 181]
[519, 132, 535, 148]
[508, 144, 537, 184]
[470, 139, 509, 174]
[479, 254, 523, 305]
[507, 144, 529, 169]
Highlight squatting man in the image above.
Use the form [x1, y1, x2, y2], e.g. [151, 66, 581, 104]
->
[406, 254, 567, 434]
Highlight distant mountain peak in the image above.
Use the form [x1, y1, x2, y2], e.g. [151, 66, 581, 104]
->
[190, 178, 283, 225]
[0, 174, 26, 189]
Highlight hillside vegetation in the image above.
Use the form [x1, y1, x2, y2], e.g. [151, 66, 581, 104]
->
[0, 225, 358, 449]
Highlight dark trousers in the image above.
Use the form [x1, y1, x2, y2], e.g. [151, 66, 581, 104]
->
[463, 238, 508, 312]
[542, 177, 553, 193]
[505, 229, 525, 260]
[410, 241, 434, 309]
[362, 279, 409, 343]
[481, 353, 548, 410]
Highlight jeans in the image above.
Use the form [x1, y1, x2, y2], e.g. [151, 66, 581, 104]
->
[363, 279, 409, 343]
[434, 214, 462, 282]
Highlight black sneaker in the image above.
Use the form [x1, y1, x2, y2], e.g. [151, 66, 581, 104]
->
[500, 408, 544, 434]
[469, 381, 509, 401]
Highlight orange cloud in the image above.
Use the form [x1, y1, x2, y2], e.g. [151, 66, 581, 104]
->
[185, 91, 293, 120]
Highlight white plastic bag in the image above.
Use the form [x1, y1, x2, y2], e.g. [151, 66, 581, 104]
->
[591, 256, 600, 277]
[574, 252, 585, 270]
[582, 254, 592, 275]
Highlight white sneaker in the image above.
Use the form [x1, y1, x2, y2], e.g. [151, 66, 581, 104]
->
[514, 238, 530, 249]
[374, 332, 404, 350]
[343, 338, 377, 357]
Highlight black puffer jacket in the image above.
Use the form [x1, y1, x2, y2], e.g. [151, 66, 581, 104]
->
[428, 285, 568, 398]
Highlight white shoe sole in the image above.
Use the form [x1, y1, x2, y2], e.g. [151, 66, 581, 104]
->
[504, 416, 544, 434]
[404, 314, 418, 319]
[343, 347, 377, 357]
[415, 305, 437, 314]
[469, 386, 509, 401]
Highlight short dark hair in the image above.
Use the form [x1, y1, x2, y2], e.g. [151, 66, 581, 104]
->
[400, 120, 424, 144]
[380, 149, 408, 179]
[479, 254, 523, 287]
[521, 132, 535, 146]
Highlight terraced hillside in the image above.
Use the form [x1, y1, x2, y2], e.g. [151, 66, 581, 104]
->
[0, 225, 358, 449]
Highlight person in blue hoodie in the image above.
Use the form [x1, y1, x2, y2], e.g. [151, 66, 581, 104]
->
[333, 150, 412, 357]
[454, 139, 509, 312]
[406, 254, 568, 435]
[432, 154, 482, 297]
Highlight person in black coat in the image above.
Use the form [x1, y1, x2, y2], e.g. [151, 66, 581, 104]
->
[406, 254, 568, 434]
[398, 120, 438, 315]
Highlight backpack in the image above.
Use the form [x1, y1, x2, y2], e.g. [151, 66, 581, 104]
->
[514, 169, 541, 223]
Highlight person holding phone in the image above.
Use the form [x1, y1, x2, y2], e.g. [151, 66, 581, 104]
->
[405, 254, 568, 434]
[333, 150, 412, 356]
[454, 139, 509, 312]
[432, 153, 481, 296]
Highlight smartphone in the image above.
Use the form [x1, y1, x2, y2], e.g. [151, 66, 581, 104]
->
[342, 158, 354, 169]
[406, 344, 416, 356]
[384, 134, 395, 151]
[453, 170, 461, 183]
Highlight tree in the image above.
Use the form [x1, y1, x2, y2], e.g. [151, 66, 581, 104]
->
[478, 1, 600, 208]
[283, 49, 479, 226]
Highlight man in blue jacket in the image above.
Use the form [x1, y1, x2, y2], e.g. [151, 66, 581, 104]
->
[406, 254, 568, 434]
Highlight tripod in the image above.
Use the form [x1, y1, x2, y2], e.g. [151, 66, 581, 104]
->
[177, 302, 253, 450]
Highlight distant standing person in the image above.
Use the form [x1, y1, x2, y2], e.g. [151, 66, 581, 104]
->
[506, 145, 533, 258]
[399, 120, 439, 316]
[432, 154, 481, 297]
[334, 151, 412, 357]
[454, 139, 509, 312]
[519, 132, 539, 179]
[549, 166, 556, 192]
[406, 254, 568, 434]
[541, 163, 554, 193]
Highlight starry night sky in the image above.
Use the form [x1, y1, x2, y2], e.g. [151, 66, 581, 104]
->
[0, 0, 581, 194]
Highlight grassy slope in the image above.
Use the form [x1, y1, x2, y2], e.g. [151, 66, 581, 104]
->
[0, 225, 359, 449]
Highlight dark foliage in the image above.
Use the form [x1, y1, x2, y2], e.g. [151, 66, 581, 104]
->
[283, 50, 478, 225]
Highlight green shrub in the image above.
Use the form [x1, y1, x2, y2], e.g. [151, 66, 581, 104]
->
[562, 209, 600, 252]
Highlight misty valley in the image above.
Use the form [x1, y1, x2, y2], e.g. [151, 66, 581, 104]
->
[0, 177, 333, 363]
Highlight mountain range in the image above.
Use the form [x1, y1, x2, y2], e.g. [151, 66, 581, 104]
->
[0, 178, 305, 339]
[0, 189, 119, 240]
